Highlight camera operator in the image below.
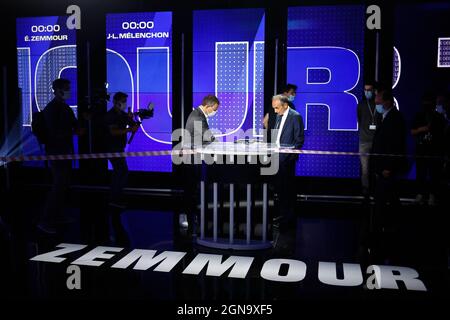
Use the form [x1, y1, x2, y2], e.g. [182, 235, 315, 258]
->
[411, 92, 447, 206]
[38, 78, 85, 234]
[104, 92, 139, 208]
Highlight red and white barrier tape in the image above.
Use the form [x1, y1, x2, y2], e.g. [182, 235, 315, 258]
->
[0, 147, 446, 164]
[279, 149, 385, 157]
[0, 149, 194, 163]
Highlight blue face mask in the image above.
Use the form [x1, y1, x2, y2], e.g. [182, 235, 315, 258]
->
[375, 104, 385, 114]
[436, 105, 444, 114]
[288, 95, 295, 102]
[364, 90, 373, 100]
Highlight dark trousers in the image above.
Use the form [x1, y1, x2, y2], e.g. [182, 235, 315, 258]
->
[109, 157, 129, 201]
[415, 153, 443, 196]
[274, 160, 297, 232]
[374, 173, 400, 232]
[43, 160, 72, 223]
[359, 142, 373, 195]
[181, 162, 201, 233]
[368, 173, 402, 262]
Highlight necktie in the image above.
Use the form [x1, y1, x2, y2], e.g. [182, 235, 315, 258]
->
[274, 115, 282, 129]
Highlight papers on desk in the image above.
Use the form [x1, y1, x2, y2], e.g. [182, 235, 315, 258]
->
[234, 138, 262, 144]
[196, 141, 278, 155]
[278, 144, 295, 149]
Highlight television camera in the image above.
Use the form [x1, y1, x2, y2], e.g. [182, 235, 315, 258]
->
[127, 102, 155, 144]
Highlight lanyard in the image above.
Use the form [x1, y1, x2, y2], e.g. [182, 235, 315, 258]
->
[367, 101, 375, 124]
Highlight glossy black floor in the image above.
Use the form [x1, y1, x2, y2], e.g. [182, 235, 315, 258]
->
[0, 183, 448, 304]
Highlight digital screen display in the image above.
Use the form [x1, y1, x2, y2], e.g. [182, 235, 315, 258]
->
[106, 11, 173, 172]
[438, 37, 450, 68]
[16, 16, 78, 159]
[193, 8, 265, 139]
[287, 5, 365, 178]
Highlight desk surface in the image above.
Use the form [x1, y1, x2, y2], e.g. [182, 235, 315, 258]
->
[195, 142, 284, 155]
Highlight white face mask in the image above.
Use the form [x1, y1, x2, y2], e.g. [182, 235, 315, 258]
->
[436, 105, 444, 114]
[208, 109, 217, 117]
[287, 95, 295, 102]
[62, 90, 71, 100]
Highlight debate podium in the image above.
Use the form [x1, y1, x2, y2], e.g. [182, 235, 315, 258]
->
[194, 142, 279, 250]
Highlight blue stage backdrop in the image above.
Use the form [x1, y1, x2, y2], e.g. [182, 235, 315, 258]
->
[106, 11, 173, 172]
[16, 16, 78, 163]
[287, 5, 365, 178]
[193, 8, 265, 139]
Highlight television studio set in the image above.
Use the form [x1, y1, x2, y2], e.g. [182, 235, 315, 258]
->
[0, 0, 449, 315]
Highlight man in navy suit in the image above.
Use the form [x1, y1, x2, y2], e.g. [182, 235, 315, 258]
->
[263, 84, 298, 130]
[271, 95, 305, 240]
[371, 89, 407, 234]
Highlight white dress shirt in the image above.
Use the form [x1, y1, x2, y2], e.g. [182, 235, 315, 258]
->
[198, 105, 209, 124]
[276, 108, 290, 146]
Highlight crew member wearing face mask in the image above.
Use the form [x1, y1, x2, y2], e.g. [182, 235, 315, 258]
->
[411, 93, 447, 206]
[356, 82, 377, 200]
[371, 89, 406, 241]
[104, 92, 139, 208]
[39, 78, 83, 233]
[282, 83, 298, 109]
[42, 78, 78, 155]
[435, 94, 449, 121]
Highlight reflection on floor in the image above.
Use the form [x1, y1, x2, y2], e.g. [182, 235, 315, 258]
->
[0, 187, 448, 302]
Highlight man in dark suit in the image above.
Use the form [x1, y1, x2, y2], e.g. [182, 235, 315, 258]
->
[357, 81, 377, 199]
[184, 95, 219, 148]
[271, 95, 304, 244]
[371, 89, 406, 238]
[181, 95, 220, 236]
[263, 84, 298, 130]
